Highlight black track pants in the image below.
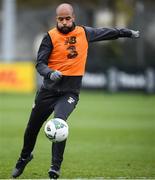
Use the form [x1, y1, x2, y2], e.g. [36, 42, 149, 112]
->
[20, 87, 79, 170]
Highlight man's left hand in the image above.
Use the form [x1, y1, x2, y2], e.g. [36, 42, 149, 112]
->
[131, 30, 140, 38]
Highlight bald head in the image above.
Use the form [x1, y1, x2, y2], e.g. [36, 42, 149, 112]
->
[56, 3, 75, 34]
[56, 3, 74, 16]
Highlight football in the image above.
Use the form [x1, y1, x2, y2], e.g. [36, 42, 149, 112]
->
[44, 118, 69, 142]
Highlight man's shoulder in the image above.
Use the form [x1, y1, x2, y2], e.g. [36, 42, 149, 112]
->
[48, 27, 57, 34]
[76, 25, 87, 31]
[74, 25, 88, 35]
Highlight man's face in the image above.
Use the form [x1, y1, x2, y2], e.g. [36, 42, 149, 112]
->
[56, 13, 75, 34]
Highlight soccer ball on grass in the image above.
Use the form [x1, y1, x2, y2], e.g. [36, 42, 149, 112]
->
[44, 118, 69, 142]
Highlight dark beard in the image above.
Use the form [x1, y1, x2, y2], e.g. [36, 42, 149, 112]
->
[57, 22, 75, 34]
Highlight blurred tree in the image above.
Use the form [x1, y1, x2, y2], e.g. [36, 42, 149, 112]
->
[115, 0, 135, 24]
[17, 0, 100, 8]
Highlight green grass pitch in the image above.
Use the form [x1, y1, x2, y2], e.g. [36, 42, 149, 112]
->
[0, 91, 155, 179]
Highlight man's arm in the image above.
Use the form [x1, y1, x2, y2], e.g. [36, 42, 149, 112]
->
[36, 33, 53, 78]
[36, 33, 62, 81]
[83, 26, 139, 42]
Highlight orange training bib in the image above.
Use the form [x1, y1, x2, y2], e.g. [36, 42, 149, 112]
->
[48, 26, 88, 76]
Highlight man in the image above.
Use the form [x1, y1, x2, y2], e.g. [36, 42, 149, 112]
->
[12, 3, 139, 179]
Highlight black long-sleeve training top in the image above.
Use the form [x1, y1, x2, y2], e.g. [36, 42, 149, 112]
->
[36, 26, 132, 94]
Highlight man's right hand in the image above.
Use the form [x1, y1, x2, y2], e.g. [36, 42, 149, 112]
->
[50, 70, 62, 81]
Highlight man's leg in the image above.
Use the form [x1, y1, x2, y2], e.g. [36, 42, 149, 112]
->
[49, 93, 79, 179]
[12, 88, 56, 178]
[20, 102, 53, 158]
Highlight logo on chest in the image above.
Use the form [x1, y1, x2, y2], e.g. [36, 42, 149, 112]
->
[64, 36, 78, 59]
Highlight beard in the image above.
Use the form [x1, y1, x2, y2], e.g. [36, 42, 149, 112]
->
[57, 22, 75, 34]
